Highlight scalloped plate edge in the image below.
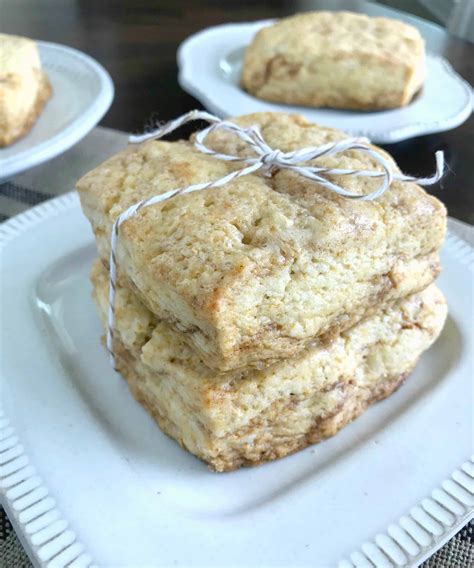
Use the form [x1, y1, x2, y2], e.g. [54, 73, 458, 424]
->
[177, 21, 473, 144]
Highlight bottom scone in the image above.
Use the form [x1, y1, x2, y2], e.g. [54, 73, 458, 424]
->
[91, 260, 447, 472]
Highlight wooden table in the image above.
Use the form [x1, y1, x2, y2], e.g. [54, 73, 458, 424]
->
[1, 0, 473, 222]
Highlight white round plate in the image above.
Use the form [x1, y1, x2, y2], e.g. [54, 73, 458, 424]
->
[178, 20, 473, 143]
[0, 41, 114, 180]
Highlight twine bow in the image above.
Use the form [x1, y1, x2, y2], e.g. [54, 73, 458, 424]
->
[107, 110, 444, 367]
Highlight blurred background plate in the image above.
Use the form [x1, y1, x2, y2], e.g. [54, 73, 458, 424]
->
[0, 41, 114, 181]
[178, 19, 472, 143]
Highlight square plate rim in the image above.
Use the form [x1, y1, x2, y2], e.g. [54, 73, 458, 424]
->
[0, 192, 472, 568]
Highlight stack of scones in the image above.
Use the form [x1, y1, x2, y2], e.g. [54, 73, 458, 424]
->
[77, 112, 447, 471]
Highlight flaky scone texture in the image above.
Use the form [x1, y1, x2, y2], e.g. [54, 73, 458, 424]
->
[91, 260, 447, 471]
[0, 33, 52, 147]
[78, 112, 446, 372]
[241, 11, 425, 109]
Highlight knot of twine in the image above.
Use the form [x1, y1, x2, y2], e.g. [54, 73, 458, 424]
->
[107, 110, 444, 367]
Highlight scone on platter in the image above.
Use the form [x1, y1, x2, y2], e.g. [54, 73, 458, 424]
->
[241, 11, 425, 110]
[0, 33, 52, 147]
[77, 112, 446, 373]
[91, 260, 447, 472]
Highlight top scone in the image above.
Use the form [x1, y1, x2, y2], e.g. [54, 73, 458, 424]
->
[0, 33, 52, 147]
[241, 11, 425, 110]
[77, 112, 446, 372]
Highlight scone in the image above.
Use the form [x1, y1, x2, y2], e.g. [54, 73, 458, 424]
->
[241, 11, 425, 110]
[77, 112, 446, 372]
[91, 260, 447, 472]
[0, 33, 52, 147]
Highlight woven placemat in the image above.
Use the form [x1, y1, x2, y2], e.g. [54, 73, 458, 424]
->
[1, 126, 472, 568]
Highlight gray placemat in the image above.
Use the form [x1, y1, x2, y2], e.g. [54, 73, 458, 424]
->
[0, 126, 472, 568]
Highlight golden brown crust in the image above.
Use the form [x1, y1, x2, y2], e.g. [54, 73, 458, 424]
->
[0, 32, 53, 147]
[118, 350, 411, 471]
[0, 72, 52, 147]
[241, 11, 425, 110]
[78, 111, 446, 372]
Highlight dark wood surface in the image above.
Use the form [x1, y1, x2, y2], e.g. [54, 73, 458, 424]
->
[1, 0, 473, 222]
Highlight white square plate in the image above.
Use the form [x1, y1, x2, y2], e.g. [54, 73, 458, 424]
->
[0, 193, 472, 568]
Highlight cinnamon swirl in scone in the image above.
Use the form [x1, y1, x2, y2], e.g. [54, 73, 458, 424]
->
[91, 260, 447, 472]
[241, 11, 425, 110]
[0, 33, 52, 147]
[77, 112, 446, 373]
